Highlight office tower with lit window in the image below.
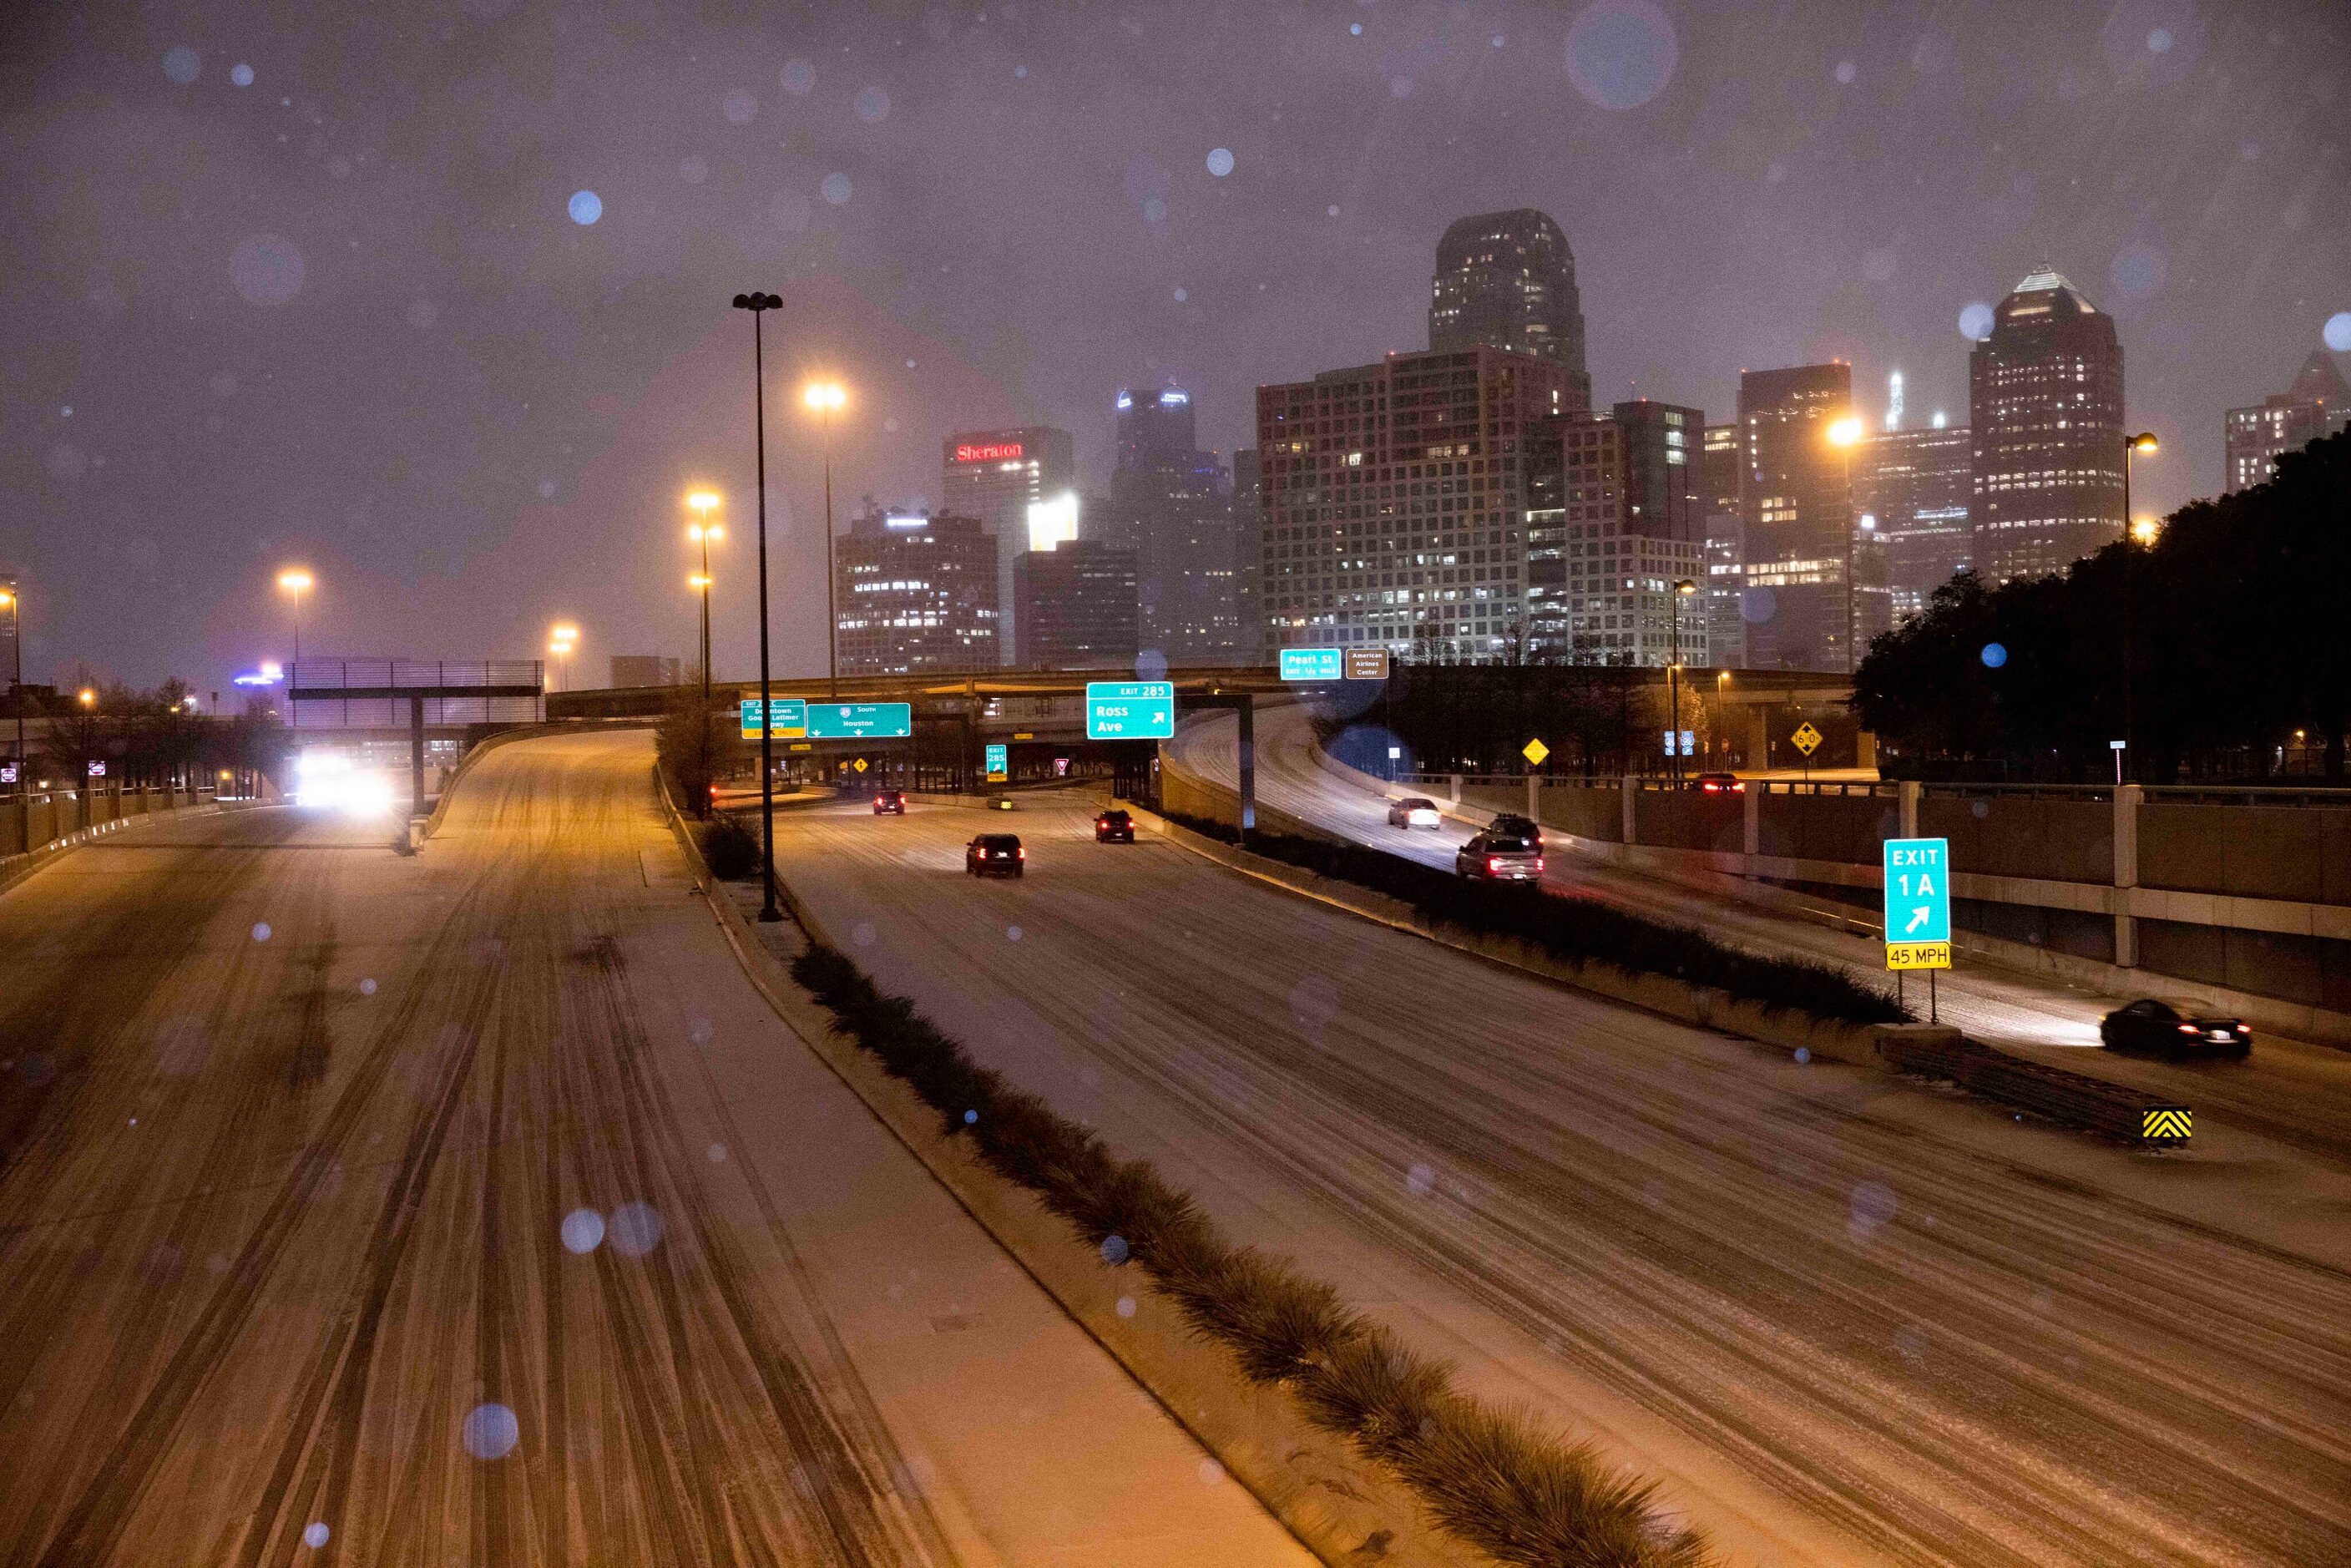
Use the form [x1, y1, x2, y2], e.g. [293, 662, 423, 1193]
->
[941, 426, 1075, 666]
[1101, 387, 1244, 664]
[1230, 447, 1262, 665]
[833, 509, 998, 675]
[2225, 351, 2351, 493]
[1700, 422, 1746, 668]
[1969, 270, 2127, 584]
[1737, 363, 1872, 672]
[1255, 343, 1585, 663]
[1427, 209, 1592, 408]
[1856, 421, 1973, 622]
[1013, 542, 1139, 670]
[1524, 402, 1706, 665]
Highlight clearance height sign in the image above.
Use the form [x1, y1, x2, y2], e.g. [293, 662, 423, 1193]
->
[1882, 837, 1952, 970]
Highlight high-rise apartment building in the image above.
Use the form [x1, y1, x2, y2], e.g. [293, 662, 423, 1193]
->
[1737, 363, 1877, 672]
[1255, 344, 1585, 662]
[833, 509, 998, 675]
[2225, 351, 2351, 493]
[941, 427, 1076, 666]
[1230, 448, 1263, 665]
[1100, 388, 1243, 664]
[1969, 269, 2127, 585]
[1427, 210, 1593, 408]
[1700, 422, 1745, 669]
[1524, 402, 1706, 665]
[1855, 422, 1974, 622]
[1013, 542, 1139, 670]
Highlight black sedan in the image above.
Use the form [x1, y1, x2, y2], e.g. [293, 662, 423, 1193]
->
[872, 789, 906, 814]
[2099, 997, 2251, 1060]
[1095, 808, 1135, 843]
[965, 833, 1024, 878]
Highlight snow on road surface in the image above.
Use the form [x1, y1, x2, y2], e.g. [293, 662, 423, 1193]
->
[773, 790, 2351, 1568]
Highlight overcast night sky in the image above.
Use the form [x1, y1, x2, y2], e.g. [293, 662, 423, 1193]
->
[2, 0, 2344, 694]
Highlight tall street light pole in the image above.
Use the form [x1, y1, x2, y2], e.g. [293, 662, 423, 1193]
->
[2120, 432, 2159, 784]
[1669, 578, 1696, 785]
[2, 585, 23, 841]
[687, 492, 722, 709]
[1826, 417, 1863, 676]
[803, 381, 847, 701]
[276, 568, 312, 731]
[732, 290, 785, 923]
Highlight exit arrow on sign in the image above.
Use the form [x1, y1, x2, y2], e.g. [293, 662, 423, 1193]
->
[1905, 906, 1931, 933]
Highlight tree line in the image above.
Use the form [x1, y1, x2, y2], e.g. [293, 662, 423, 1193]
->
[10, 679, 285, 791]
[1853, 430, 2350, 783]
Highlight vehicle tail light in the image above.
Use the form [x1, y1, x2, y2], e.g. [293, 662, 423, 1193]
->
[1534, 858, 1545, 872]
[1488, 857, 1502, 873]
[2177, 1023, 2198, 1034]
[1733, 781, 1747, 792]
[1016, 847, 1026, 859]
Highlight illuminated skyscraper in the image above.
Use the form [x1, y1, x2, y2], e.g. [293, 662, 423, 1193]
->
[834, 508, 998, 675]
[1968, 269, 2127, 584]
[2224, 351, 2351, 493]
[1524, 402, 1706, 665]
[941, 426, 1075, 665]
[1856, 423, 1973, 622]
[1701, 422, 1745, 668]
[1255, 344, 1585, 663]
[1427, 210, 1592, 408]
[1100, 387, 1243, 664]
[1737, 363, 1869, 672]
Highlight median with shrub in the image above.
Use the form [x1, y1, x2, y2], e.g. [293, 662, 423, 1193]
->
[1157, 810, 1906, 1027]
[790, 942, 1708, 1568]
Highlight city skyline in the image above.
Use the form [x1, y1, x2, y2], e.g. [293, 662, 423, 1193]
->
[3, 2, 2345, 691]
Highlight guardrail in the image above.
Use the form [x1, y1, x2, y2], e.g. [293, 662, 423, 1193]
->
[1876, 1032, 2191, 1145]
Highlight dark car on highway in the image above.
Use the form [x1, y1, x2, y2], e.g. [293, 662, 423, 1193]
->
[965, 833, 1024, 878]
[872, 789, 906, 814]
[1095, 808, 1135, 843]
[1455, 832, 1545, 883]
[2099, 997, 2250, 1060]
[1487, 812, 1543, 850]
[1693, 772, 1746, 793]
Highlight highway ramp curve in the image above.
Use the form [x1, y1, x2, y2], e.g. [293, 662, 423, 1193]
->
[0, 728, 1311, 1567]
[770, 786, 2351, 1568]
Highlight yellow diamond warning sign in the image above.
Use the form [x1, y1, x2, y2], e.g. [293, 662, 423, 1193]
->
[1522, 738, 1550, 766]
[1791, 721, 1823, 756]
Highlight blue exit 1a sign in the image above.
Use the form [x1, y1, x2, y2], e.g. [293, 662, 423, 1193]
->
[1085, 681, 1175, 740]
[1280, 647, 1343, 682]
[738, 697, 809, 739]
[1882, 836, 1952, 969]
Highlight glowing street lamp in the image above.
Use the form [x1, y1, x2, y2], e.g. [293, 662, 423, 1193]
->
[277, 568, 314, 727]
[803, 381, 848, 700]
[549, 622, 579, 693]
[0, 583, 23, 809]
[685, 490, 723, 731]
[2117, 432, 2161, 780]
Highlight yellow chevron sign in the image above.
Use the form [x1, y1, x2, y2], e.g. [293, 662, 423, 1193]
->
[2141, 1108, 2192, 1141]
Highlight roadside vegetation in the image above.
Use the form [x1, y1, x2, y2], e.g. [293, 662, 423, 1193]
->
[791, 942, 1710, 1568]
[700, 814, 759, 881]
[1160, 810, 1906, 1025]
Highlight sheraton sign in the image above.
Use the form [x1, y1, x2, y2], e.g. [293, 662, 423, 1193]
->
[952, 441, 1025, 463]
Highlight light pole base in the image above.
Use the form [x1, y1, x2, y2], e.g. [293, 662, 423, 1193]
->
[757, 907, 784, 923]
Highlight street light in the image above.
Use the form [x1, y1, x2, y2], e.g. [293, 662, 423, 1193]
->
[277, 568, 313, 729]
[2120, 432, 2159, 782]
[549, 622, 578, 693]
[803, 380, 848, 701]
[0, 584, 23, 819]
[731, 288, 786, 923]
[686, 489, 724, 739]
[1825, 417, 1864, 676]
[1668, 579, 1697, 783]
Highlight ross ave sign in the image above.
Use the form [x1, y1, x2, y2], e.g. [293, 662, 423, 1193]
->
[1882, 836, 1952, 970]
[1085, 681, 1175, 741]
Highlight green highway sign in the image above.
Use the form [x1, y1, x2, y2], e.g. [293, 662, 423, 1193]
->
[1085, 680, 1176, 740]
[738, 697, 809, 739]
[985, 742, 1009, 781]
[1280, 647, 1343, 682]
[806, 702, 913, 740]
[1883, 836, 1952, 969]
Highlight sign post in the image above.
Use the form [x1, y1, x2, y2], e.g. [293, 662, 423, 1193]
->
[1882, 835, 1952, 1020]
[1791, 721, 1822, 787]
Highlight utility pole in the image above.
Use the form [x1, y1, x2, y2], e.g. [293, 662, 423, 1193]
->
[732, 290, 785, 923]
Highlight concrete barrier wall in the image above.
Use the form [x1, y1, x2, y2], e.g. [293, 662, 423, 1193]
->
[2141, 800, 2351, 903]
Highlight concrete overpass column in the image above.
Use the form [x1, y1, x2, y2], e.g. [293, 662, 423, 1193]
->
[1743, 780, 1762, 870]
[1746, 706, 1771, 771]
[2114, 783, 2141, 969]
[410, 696, 427, 822]
[1526, 772, 1540, 824]
[1447, 773, 1461, 805]
[1898, 779, 1920, 839]
[1621, 775, 1638, 846]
